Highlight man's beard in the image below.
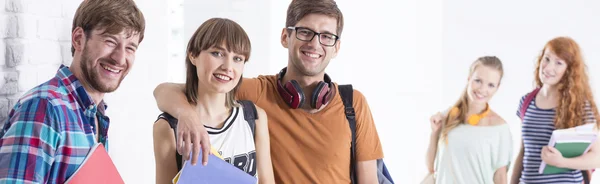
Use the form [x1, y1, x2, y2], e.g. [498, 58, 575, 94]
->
[80, 47, 124, 93]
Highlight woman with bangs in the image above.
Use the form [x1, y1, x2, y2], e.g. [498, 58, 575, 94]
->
[510, 37, 600, 184]
[152, 18, 275, 184]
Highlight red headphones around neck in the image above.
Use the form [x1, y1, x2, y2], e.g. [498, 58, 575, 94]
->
[276, 67, 334, 109]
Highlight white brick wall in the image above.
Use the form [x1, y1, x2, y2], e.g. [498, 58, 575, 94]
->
[0, 0, 82, 126]
[0, 38, 5, 67]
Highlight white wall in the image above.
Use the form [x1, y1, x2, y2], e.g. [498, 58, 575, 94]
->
[183, 0, 273, 79]
[414, 0, 444, 182]
[443, 0, 600, 182]
[104, 0, 170, 183]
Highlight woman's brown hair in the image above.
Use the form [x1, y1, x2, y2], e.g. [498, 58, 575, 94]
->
[184, 18, 251, 108]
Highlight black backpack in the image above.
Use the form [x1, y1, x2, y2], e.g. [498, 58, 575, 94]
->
[338, 84, 395, 184]
[155, 100, 258, 170]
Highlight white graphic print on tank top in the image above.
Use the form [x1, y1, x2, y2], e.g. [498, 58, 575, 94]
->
[205, 106, 257, 177]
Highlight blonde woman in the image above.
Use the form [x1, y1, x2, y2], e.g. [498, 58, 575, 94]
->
[426, 56, 513, 184]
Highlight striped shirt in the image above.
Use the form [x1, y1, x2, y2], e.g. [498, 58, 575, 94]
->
[0, 65, 110, 184]
[516, 92, 597, 184]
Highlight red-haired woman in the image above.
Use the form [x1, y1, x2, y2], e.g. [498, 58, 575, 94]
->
[511, 37, 600, 184]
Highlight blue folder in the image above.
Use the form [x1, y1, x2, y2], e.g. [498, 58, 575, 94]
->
[176, 151, 257, 184]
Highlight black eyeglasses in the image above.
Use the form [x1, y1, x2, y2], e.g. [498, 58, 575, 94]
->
[287, 26, 339, 47]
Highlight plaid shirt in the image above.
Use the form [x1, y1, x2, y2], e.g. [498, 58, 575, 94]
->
[0, 65, 110, 184]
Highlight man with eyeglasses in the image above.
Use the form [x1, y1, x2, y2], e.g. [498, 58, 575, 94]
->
[152, 0, 384, 183]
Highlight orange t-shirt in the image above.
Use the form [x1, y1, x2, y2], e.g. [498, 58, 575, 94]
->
[237, 75, 384, 184]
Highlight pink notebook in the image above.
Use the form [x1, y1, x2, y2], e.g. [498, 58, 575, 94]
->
[65, 143, 125, 184]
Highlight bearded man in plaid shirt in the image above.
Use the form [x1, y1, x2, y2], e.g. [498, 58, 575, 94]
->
[0, 0, 145, 183]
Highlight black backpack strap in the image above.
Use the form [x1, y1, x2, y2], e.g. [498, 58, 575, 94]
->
[338, 84, 358, 184]
[155, 113, 183, 171]
[239, 100, 258, 139]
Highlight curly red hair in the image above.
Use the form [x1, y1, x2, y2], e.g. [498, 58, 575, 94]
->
[534, 37, 600, 129]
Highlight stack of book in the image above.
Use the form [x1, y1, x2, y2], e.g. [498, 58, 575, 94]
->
[539, 123, 598, 174]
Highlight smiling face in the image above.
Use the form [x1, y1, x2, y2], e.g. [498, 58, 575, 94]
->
[466, 65, 502, 105]
[70, 0, 145, 94]
[282, 13, 341, 76]
[78, 28, 140, 93]
[538, 48, 568, 87]
[183, 18, 251, 107]
[190, 45, 246, 94]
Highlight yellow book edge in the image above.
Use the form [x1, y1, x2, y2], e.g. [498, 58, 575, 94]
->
[172, 147, 223, 184]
